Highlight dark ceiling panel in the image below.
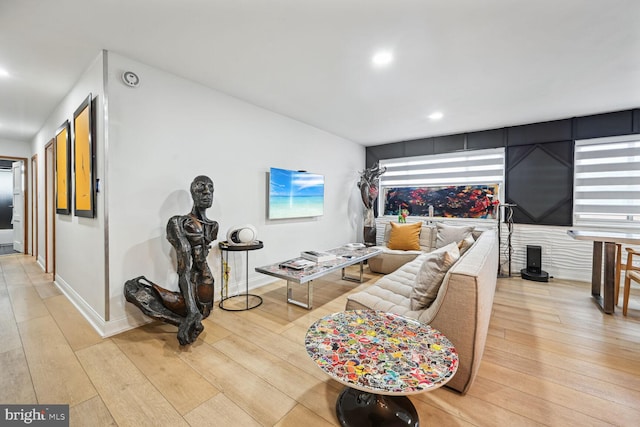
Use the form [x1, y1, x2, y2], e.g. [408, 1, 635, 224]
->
[574, 110, 634, 140]
[467, 128, 506, 150]
[404, 138, 434, 157]
[434, 134, 465, 154]
[367, 143, 404, 166]
[507, 119, 572, 146]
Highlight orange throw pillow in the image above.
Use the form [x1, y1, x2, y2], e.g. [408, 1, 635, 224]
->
[387, 222, 422, 250]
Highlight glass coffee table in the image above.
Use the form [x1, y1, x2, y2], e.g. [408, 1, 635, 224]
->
[255, 246, 381, 309]
[305, 310, 458, 427]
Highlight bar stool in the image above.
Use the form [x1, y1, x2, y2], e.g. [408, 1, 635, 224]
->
[615, 244, 626, 304]
[615, 244, 640, 304]
[622, 247, 640, 316]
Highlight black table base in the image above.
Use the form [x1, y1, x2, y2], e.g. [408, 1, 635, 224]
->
[336, 387, 419, 427]
[219, 294, 263, 311]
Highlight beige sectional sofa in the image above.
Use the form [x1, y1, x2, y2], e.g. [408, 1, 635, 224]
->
[346, 228, 498, 394]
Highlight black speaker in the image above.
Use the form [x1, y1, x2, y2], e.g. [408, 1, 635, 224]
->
[521, 245, 549, 282]
[526, 245, 542, 274]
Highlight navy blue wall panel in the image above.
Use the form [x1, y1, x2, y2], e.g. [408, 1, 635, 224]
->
[573, 110, 634, 140]
[467, 128, 506, 150]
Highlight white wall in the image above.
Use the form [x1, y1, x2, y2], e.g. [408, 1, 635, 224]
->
[0, 138, 31, 158]
[105, 52, 365, 334]
[30, 52, 107, 331]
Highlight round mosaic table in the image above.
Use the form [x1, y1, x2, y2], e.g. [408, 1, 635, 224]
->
[305, 310, 458, 427]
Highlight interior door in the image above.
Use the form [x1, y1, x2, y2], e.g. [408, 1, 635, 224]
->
[45, 142, 55, 273]
[12, 161, 23, 253]
[31, 155, 38, 257]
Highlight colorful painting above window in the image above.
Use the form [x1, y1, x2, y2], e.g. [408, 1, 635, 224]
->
[383, 185, 499, 219]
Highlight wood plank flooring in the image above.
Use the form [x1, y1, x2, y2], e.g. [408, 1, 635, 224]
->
[1, 253, 639, 426]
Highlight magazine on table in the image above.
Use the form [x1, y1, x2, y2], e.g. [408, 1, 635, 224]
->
[279, 257, 316, 270]
[300, 250, 337, 263]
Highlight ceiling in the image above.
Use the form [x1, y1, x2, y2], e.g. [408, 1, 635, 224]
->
[1, 0, 639, 146]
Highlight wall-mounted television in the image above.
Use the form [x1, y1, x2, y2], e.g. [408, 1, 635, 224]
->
[268, 167, 324, 219]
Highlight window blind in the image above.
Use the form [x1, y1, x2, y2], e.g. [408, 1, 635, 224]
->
[574, 134, 640, 228]
[379, 147, 505, 190]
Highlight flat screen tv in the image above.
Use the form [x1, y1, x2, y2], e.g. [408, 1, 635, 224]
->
[268, 167, 324, 219]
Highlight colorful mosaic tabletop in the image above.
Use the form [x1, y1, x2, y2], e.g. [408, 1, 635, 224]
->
[305, 310, 458, 395]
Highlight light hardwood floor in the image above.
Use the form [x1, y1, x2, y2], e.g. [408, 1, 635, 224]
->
[1, 253, 640, 426]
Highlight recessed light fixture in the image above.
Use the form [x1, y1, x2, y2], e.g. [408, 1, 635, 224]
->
[0, 68, 9, 78]
[372, 51, 394, 67]
[428, 112, 444, 120]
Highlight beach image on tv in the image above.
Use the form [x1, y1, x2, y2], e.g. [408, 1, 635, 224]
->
[269, 167, 324, 219]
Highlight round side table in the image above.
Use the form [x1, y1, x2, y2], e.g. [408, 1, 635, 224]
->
[218, 240, 263, 311]
[305, 310, 458, 426]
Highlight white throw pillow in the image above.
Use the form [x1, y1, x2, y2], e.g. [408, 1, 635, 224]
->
[436, 223, 474, 249]
[458, 234, 476, 255]
[410, 242, 460, 310]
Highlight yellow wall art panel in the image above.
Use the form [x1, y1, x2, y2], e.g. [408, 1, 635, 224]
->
[73, 94, 95, 218]
[55, 121, 70, 215]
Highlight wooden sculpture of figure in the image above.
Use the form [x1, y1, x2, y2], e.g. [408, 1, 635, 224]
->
[357, 163, 386, 245]
[124, 176, 219, 345]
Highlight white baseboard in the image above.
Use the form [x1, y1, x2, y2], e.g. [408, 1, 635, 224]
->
[36, 256, 46, 272]
[102, 313, 152, 338]
[54, 275, 158, 338]
[54, 273, 279, 338]
[54, 275, 109, 338]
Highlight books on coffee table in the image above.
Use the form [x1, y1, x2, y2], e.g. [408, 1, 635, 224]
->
[344, 243, 366, 250]
[279, 258, 316, 270]
[301, 250, 337, 263]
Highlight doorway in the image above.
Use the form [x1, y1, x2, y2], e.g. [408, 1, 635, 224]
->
[31, 154, 38, 259]
[0, 157, 28, 255]
[44, 141, 55, 273]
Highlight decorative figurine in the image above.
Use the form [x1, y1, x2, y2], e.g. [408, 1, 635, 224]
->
[357, 163, 386, 245]
[124, 175, 219, 345]
[398, 207, 409, 223]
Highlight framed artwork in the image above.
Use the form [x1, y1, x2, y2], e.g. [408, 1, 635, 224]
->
[383, 184, 500, 219]
[73, 94, 95, 218]
[55, 120, 71, 215]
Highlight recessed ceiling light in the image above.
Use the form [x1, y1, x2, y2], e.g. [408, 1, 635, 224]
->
[428, 112, 444, 120]
[372, 51, 393, 67]
[0, 68, 9, 78]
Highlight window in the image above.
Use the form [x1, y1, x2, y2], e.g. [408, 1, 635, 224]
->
[378, 148, 505, 219]
[574, 134, 640, 228]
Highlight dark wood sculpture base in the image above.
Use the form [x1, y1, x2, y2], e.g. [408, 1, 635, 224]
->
[336, 387, 419, 427]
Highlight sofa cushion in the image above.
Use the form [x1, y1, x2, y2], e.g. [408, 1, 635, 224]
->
[410, 242, 460, 310]
[458, 234, 475, 255]
[436, 223, 474, 248]
[346, 255, 426, 317]
[388, 221, 422, 250]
